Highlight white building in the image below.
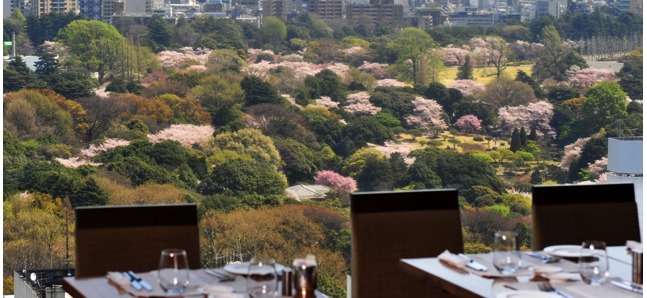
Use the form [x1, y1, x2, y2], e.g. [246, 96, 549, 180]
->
[606, 137, 643, 238]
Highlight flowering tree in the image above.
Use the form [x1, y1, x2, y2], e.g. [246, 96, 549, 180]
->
[357, 62, 389, 79]
[567, 68, 619, 90]
[450, 80, 485, 96]
[441, 46, 470, 66]
[55, 157, 102, 168]
[455, 115, 482, 133]
[314, 170, 358, 193]
[308, 96, 339, 109]
[497, 101, 556, 140]
[587, 157, 607, 179]
[406, 96, 447, 137]
[81, 138, 131, 157]
[376, 79, 407, 87]
[148, 124, 215, 147]
[368, 141, 417, 165]
[559, 137, 591, 169]
[344, 92, 381, 115]
[158, 47, 212, 69]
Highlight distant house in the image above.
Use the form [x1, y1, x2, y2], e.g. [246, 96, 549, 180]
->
[286, 184, 331, 201]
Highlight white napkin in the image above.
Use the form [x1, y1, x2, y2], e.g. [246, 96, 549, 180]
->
[438, 250, 468, 268]
[627, 240, 642, 253]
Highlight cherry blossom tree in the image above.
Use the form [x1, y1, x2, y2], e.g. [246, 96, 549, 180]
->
[55, 157, 102, 168]
[497, 101, 556, 140]
[357, 62, 389, 79]
[450, 80, 485, 96]
[158, 47, 212, 69]
[406, 96, 447, 137]
[441, 46, 470, 66]
[344, 92, 381, 115]
[308, 96, 339, 109]
[314, 170, 358, 193]
[455, 114, 482, 133]
[558, 137, 591, 170]
[81, 138, 131, 157]
[587, 157, 607, 179]
[148, 124, 215, 147]
[567, 68, 619, 90]
[376, 79, 407, 87]
[368, 141, 417, 165]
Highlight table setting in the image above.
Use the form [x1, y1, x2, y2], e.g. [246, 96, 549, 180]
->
[432, 232, 643, 298]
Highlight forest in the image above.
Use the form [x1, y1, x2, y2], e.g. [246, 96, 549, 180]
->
[2, 8, 643, 296]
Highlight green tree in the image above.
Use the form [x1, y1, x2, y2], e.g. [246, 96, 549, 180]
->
[582, 82, 628, 131]
[515, 70, 544, 98]
[457, 56, 474, 80]
[241, 75, 285, 106]
[147, 14, 172, 50]
[519, 127, 527, 146]
[273, 138, 321, 185]
[532, 25, 587, 82]
[259, 17, 287, 50]
[390, 27, 436, 87]
[56, 20, 126, 83]
[617, 49, 642, 100]
[509, 128, 521, 152]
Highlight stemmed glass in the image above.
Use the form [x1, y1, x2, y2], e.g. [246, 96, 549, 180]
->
[578, 241, 609, 285]
[158, 249, 190, 294]
[492, 231, 521, 275]
[247, 256, 278, 298]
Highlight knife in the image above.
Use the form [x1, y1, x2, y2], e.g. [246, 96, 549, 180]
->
[123, 272, 143, 291]
[126, 271, 153, 292]
[611, 280, 643, 294]
[458, 254, 488, 271]
[527, 252, 560, 263]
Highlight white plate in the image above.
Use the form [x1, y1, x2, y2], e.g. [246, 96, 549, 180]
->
[199, 285, 235, 294]
[207, 293, 246, 298]
[543, 245, 582, 258]
[545, 272, 580, 282]
[496, 290, 560, 298]
[223, 262, 286, 275]
[532, 265, 562, 275]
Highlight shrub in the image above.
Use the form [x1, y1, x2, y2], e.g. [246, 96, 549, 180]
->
[473, 136, 484, 142]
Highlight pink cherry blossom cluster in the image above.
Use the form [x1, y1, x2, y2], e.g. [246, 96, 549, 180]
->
[567, 68, 619, 90]
[497, 101, 556, 140]
[344, 92, 381, 115]
[141, 69, 170, 88]
[314, 170, 358, 193]
[184, 65, 208, 73]
[376, 79, 407, 87]
[406, 96, 448, 132]
[343, 46, 364, 55]
[368, 141, 417, 165]
[469, 37, 488, 48]
[308, 96, 339, 109]
[508, 40, 545, 60]
[450, 80, 485, 96]
[81, 138, 131, 157]
[558, 137, 591, 169]
[454, 114, 482, 133]
[357, 61, 390, 79]
[158, 47, 212, 69]
[148, 124, 215, 147]
[244, 61, 349, 80]
[94, 88, 110, 99]
[587, 157, 608, 178]
[441, 47, 470, 65]
[247, 48, 276, 63]
[55, 157, 102, 168]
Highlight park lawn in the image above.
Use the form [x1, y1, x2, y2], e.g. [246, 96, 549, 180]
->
[438, 64, 533, 86]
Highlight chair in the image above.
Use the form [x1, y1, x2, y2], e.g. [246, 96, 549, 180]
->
[350, 189, 463, 298]
[74, 204, 200, 278]
[531, 183, 640, 250]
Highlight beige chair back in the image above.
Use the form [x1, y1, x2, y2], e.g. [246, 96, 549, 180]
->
[74, 204, 200, 278]
[351, 189, 463, 298]
[531, 183, 640, 250]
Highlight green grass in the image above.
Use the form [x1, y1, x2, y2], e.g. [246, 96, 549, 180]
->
[438, 65, 533, 86]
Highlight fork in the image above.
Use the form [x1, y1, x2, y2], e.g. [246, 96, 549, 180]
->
[538, 281, 573, 298]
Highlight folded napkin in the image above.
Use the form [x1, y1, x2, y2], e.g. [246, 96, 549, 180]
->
[438, 250, 469, 268]
[627, 240, 642, 253]
[106, 271, 132, 295]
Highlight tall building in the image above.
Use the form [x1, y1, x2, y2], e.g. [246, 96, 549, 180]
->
[9, 0, 78, 16]
[262, 0, 288, 20]
[310, 0, 346, 19]
[347, 0, 404, 25]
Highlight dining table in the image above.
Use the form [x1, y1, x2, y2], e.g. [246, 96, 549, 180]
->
[399, 246, 641, 298]
[62, 266, 328, 298]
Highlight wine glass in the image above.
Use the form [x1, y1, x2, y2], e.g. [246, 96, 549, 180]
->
[578, 241, 609, 285]
[492, 231, 521, 275]
[158, 249, 190, 294]
[246, 256, 278, 298]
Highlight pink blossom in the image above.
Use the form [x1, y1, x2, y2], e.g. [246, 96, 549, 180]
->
[247, 48, 276, 63]
[244, 61, 349, 81]
[81, 138, 131, 157]
[148, 124, 215, 146]
[158, 47, 212, 69]
[344, 92, 381, 115]
[376, 79, 407, 87]
[454, 114, 482, 133]
[314, 170, 358, 193]
[308, 96, 339, 109]
[406, 96, 448, 134]
[450, 80, 485, 96]
[567, 68, 619, 90]
[442, 47, 470, 66]
[368, 141, 417, 165]
[141, 69, 170, 88]
[559, 137, 591, 169]
[184, 65, 207, 73]
[282, 94, 297, 106]
[587, 157, 608, 178]
[357, 61, 390, 79]
[94, 87, 110, 99]
[55, 157, 102, 168]
[497, 101, 556, 140]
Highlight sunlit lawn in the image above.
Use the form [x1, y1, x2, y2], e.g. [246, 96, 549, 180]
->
[438, 64, 534, 86]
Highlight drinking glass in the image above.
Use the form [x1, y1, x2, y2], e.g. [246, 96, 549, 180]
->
[158, 249, 190, 294]
[578, 241, 609, 285]
[492, 231, 521, 275]
[246, 256, 278, 298]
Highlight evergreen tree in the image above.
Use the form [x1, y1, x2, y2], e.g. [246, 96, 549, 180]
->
[528, 127, 538, 141]
[515, 70, 544, 98]
[456, 56, 474, 80]
[519, 127, 528, 146]
[510, 128, 521, 152]
[147, 14, 173, 50]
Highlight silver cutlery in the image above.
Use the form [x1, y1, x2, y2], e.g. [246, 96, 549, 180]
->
[611, 280, 643, 294]
[527, 252, 560, 263]
[538, 281, 573, 298]
[457, 254, 488, 271]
